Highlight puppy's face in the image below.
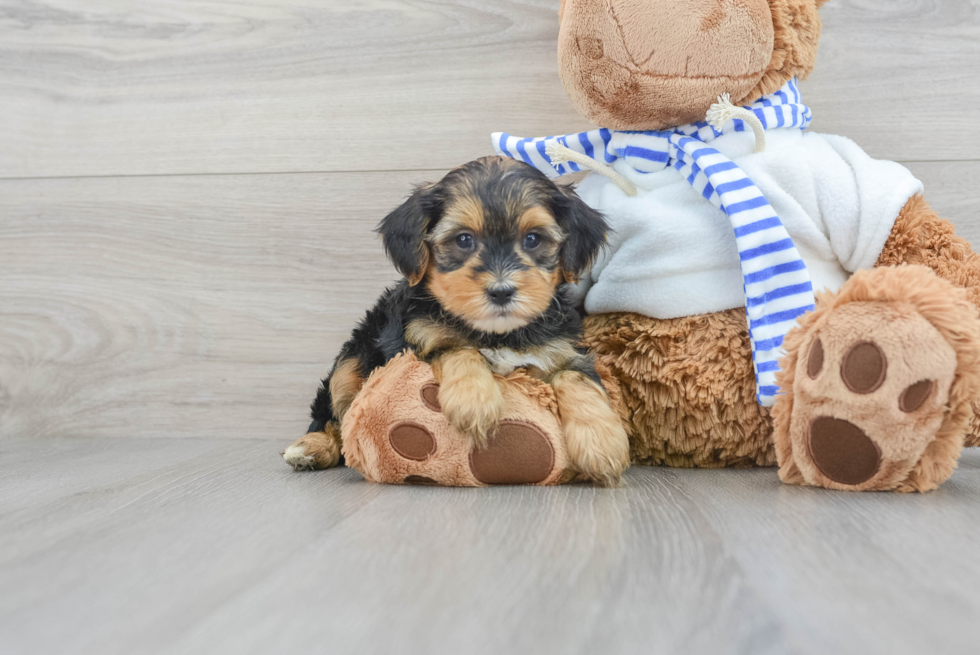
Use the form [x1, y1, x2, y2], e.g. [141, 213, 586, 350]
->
[424, 178, 569, 333]
[378, 157, 608, 333]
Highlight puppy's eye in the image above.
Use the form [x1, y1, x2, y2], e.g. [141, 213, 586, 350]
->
[523, 233, 541, 250]
[455, 233, 474, 250]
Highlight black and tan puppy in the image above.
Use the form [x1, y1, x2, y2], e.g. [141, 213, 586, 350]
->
[282, 157, 630, 485]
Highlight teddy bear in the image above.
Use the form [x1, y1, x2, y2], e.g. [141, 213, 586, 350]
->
[326, 0, 980, 491]
[485, 0, 980, 492]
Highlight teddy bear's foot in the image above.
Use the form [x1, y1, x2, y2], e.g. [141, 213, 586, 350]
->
[784, 304, 955, 490]
[774, 266, 980, 492]
[340, 352, 577, 486]
[282, 425, 343, 471]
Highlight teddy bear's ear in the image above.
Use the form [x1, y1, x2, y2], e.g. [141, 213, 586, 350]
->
[376, 183, 442, 286]
[549, 184, 609, 284]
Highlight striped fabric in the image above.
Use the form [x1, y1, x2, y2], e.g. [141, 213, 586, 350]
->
[492, 79, 815, 406]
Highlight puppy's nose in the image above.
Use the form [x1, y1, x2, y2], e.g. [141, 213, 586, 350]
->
[487, 286, 516, 306]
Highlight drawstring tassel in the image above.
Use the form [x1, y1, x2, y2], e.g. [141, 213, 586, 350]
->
[545, 143, 638, 197]
[706, 94, 767, 153]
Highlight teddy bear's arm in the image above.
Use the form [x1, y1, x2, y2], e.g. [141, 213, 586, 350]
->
[875, 195, 980, 308]
[875, 193, 980, 448]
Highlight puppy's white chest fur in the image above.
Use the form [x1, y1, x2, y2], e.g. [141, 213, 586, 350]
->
[480, 347, 561, 376]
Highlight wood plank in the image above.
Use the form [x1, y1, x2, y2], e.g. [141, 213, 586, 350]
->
[1, 0, 977, 179]
[0, 170, 430, 442]
[2, 163, 978, 442]
[808, 0, 980, 163]
[1, 436, 978, 655]
[0, 0, 583, 179]
[906, 160, 980, 246]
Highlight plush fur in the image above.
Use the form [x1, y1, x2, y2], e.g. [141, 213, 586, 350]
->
[284, 157, 630, 486]
[582, 308, 774, 468]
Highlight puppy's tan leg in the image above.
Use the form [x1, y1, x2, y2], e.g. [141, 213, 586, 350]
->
[433, 349, 504, 449]
[551, 370, 630, 486]
[329, 358, 365, 422]
[283, 424, 343, 471]
[285, 357, 364, 471]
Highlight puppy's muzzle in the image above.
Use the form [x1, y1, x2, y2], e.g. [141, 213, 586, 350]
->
[486, 285, 517, 307]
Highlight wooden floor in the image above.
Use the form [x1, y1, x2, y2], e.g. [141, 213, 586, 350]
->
[2, 1, 980, 652]
[1, 437, 978, 655]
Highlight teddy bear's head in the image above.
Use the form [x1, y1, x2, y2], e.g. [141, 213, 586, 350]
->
[557, 0, 827, 130]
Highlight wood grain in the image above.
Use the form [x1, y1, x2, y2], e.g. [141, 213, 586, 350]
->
[2, 162, 977, 443]
[906, 160, 980, 242]
[808, 0, 980, 162]
[1, 0, 978, 179]
[1, 436, 978, 655]
[0, 170, 427, 442]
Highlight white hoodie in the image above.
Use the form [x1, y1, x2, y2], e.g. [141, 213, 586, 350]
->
[570, 127, 922, 319]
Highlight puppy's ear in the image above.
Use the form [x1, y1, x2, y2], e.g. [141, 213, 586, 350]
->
[550, 184, 608, 284]
[377, 183, 442, 286]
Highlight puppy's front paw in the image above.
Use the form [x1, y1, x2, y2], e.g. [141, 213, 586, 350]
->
[438, 375, 505, 450]
[552, 371, 630, 486]
[565, 420, 630, 487]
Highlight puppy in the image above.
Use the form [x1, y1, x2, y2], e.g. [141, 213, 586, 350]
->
[282, 156, 630, 485]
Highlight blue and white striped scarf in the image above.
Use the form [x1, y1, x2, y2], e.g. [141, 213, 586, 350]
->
[492, 79, 815, 406]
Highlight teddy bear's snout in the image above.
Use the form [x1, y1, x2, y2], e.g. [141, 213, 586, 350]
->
[557, 0, 777, 130]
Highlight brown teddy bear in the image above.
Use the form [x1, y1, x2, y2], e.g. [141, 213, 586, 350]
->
[334, 0, 980, 491]
[486, 0, 980, 492]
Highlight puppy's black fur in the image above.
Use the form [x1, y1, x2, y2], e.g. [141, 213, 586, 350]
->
[307, 157, 608, 438]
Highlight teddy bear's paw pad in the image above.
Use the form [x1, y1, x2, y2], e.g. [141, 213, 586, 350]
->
[806, 417, 882, 486]
[403, 475, 439, 486]
[420, 382, 442, 412]
[790, 302, 958, 490]
[468, 420, 555, 485]
[388, 422, 437, 461]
